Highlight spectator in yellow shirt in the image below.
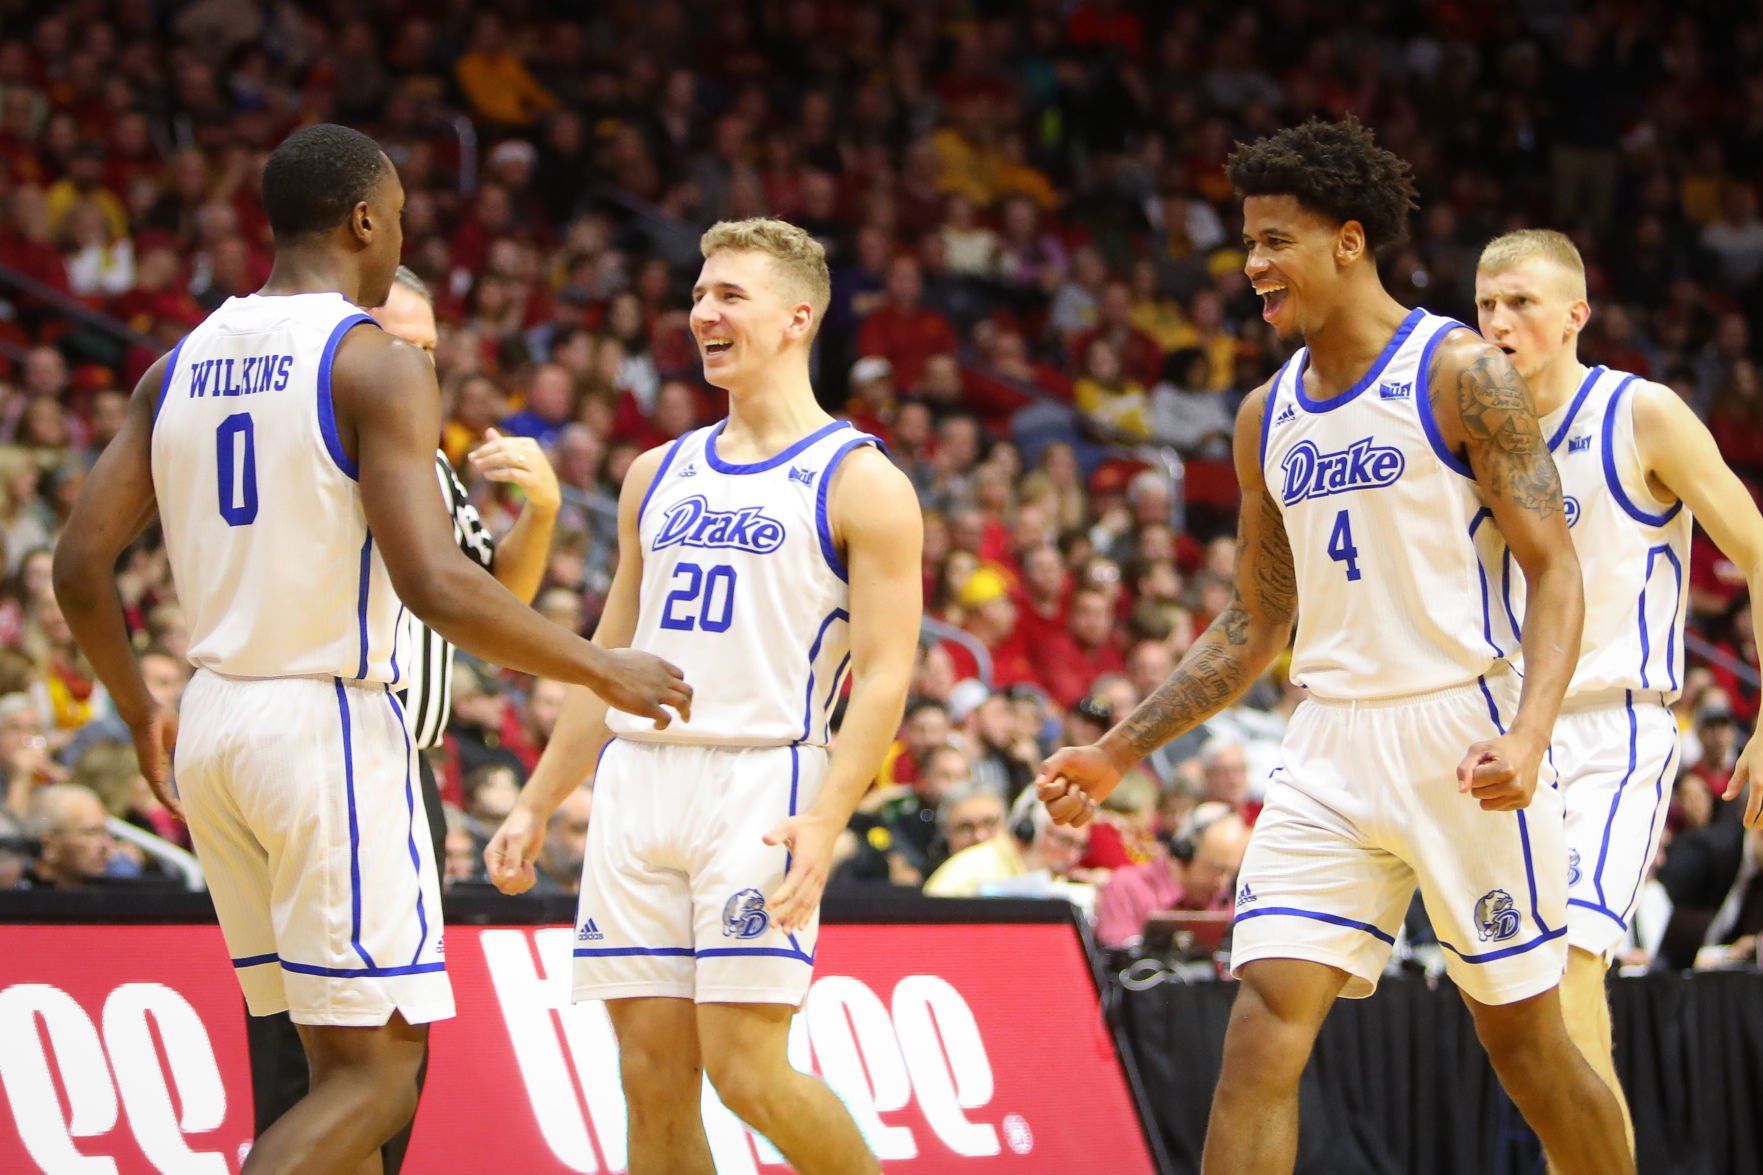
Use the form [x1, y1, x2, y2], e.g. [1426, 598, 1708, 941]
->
[454, 13, 557, 127]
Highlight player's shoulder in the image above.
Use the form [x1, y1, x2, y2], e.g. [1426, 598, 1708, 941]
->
[1424, 324, 1504, 384]
[829, 438, 914, 504]
[329, 320, 432, 391]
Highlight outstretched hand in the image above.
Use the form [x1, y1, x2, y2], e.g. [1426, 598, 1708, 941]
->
[764, 813, 840, 935]
[1723, 737, 1762, 828]
[128, 705, 181, 820]
[1034, 744, 1122, 827]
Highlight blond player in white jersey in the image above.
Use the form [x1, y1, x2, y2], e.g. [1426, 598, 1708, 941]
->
[1476, 228, 1763, 1166]
[486, 219, 922, 1175]
[52, 123, 689, 1174]
[1036, 119, 1631, 1174]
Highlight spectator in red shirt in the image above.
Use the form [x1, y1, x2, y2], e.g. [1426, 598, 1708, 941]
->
[1093, 803, 1250, 950]
[1036, 586, 1127, 708]
[1070, 280, 1165, 388]
[857, 254, 959, 390]
[1014, 544, 1069, 651]
[943, 566, 1037, 688]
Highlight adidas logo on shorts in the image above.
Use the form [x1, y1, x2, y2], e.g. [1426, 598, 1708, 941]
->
[1235, 884, 1258, 909]
[577, 919, 605, 942]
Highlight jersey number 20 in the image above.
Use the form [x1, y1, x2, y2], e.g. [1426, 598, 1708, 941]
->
[1327, 509, 1362, 582]
[215, 413, 258, 527]
[660, 562, 737, 632]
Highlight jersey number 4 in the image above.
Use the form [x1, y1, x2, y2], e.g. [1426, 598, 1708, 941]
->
[1327, 509, 1362, 582]
[659, 562, 737, 632]
[215, 413, 258, 527]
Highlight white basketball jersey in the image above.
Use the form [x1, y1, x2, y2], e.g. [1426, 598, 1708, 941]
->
[150, 293, 404, 684]
[605, 420, 882, 747]
[1261, 308, 1514, 700]
[1514, 366, 1693, 700]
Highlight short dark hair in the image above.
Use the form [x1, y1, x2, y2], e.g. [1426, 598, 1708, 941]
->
[1226, 116, 1419, 252]
[261, 124, 390, 240]
[391, 265, 432, 303]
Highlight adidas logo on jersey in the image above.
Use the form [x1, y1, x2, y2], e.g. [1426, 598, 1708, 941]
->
[1279, 437, 1405, 505]
[654, 494, 787, 554]
[1568, 435, 1591, 453]
[1378, 380, 1412, 400]
[788, 465, 816, 487]
[577, 919, 604, 942]
[676, 462, 699, 477]
[1274, 405, 1297, 426]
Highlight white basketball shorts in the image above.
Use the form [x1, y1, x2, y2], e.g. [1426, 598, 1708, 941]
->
[1231, 669, 1569, 1006]
[572, 739, 827, 1006]
[1554, 691, 1679, 959]
[176, 670, 452, 1026]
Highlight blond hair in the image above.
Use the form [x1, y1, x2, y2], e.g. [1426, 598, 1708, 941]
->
[1478, 229, 1587, 298]
[699, 218, 831, 337]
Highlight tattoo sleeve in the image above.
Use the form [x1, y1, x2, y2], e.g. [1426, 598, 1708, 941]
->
[1115, 487, 1296, 759]
[1449, 348, 1564, 518]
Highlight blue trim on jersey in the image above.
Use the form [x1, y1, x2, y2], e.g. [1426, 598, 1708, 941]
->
[280, 959, 446, 979]
[816, 434, 884, 581]
[389, 604, 407, 688]
[152, 337, 186, 430]
[1515, 810, 1553, 934]
[1499, 550, 1522, 643]
[638, 430, 693, 527]
[354, 533, 374, 680]
[1435, 924, 1566, 964]
[1235, 905, 1397, 945]
[1568, 899, 1629, 930]
[1592, 693, 1640, 909]
[705, 418, 852, 475]
[574, 946, 695, 958]
[1601, 375, 1683, 526]
[332, 679, 376, 969]
[799, 608, 849, 743]
[1415, 319, 1475, 480]
[317, 313, 376, 480]
[1258, 357, 1294, 469]
[1617, 736, 1677, 930]
[1468, 530, 1506, 659]
[697, 946, 816, 963]
[1291, 308, 1424, 413]
[231, 953, 278, 969]
[1476, 673, 1505, 733]
[1546, 366, 1606, 451]
[1638, 545, 1684, 690]
[385, 687, 430, 966]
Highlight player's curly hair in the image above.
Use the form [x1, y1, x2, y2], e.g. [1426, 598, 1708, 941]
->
[1226, 116, 1419, 252]
[261, 123, 389, 240]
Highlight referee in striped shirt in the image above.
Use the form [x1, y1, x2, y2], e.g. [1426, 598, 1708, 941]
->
[248, 265, 560, 1174]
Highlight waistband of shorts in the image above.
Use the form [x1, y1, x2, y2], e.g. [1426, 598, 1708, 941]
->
[1302, 664, 1517, 710]
[1557, 686, 1671, 715]
[191, 666, 394, 692]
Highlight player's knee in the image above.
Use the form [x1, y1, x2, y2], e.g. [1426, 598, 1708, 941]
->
[1218, 986, 1319, 1085]
[619, 1038, 702, 1107]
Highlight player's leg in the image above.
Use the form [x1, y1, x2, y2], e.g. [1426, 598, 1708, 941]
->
[1202, 958, 1350, 1174]
[1462, 986, 1633, 1175]
[698, 1001, 878, 1175]
[1552, 945, 1632, 1170]
[571, 740, 705, 1171]
[244, 1015, 428, 1175]
[606, 997, 714, 1175]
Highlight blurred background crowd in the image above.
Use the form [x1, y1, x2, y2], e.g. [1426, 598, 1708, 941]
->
[0, 0, 1760, 975]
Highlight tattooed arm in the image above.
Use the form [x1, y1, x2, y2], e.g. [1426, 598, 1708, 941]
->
[1430, 331, 1583, 809]
[1037, 383, 1297, 821]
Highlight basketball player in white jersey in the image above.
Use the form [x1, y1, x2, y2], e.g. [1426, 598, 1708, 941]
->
[1476, 228, 1763, 1164]
[484, 218, 921, 1175]
[51, 123, 691, 1174]
[1037, 119, 1631, 1173]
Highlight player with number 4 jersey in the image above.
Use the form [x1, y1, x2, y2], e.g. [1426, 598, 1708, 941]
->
[1036, 119, 1630, 1175]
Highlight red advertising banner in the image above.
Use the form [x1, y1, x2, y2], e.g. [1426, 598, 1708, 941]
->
[0, 921, 1155, 1174]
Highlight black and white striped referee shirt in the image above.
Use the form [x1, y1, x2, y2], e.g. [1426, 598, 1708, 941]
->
[399, 450, 496, 748]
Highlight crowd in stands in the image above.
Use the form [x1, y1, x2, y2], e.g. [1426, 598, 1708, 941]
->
[1, 0, 1761, 971]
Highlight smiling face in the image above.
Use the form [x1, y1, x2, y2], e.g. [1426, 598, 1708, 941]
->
[1241, 194, 1363, 341]
[689, 248, 814, 390]
[1474, 255, 1587, 384]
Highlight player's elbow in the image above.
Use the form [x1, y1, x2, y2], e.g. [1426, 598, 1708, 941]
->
[385, 554, 472, 631]
[51, 539, 104, 610]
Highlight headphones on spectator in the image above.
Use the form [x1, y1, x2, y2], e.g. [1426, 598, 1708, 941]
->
[1009, 787, 1041, 846]
[1167, 801, 1234, 864]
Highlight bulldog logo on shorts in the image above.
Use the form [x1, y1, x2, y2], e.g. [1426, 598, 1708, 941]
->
[1474, 889, 1522, 943]
[722, 888, 771, 939]
[1567, 849, 1582, 888]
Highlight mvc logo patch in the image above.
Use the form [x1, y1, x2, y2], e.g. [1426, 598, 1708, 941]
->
[1568, 435, 1592, 453]
[1377, 380, 1412, 400]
